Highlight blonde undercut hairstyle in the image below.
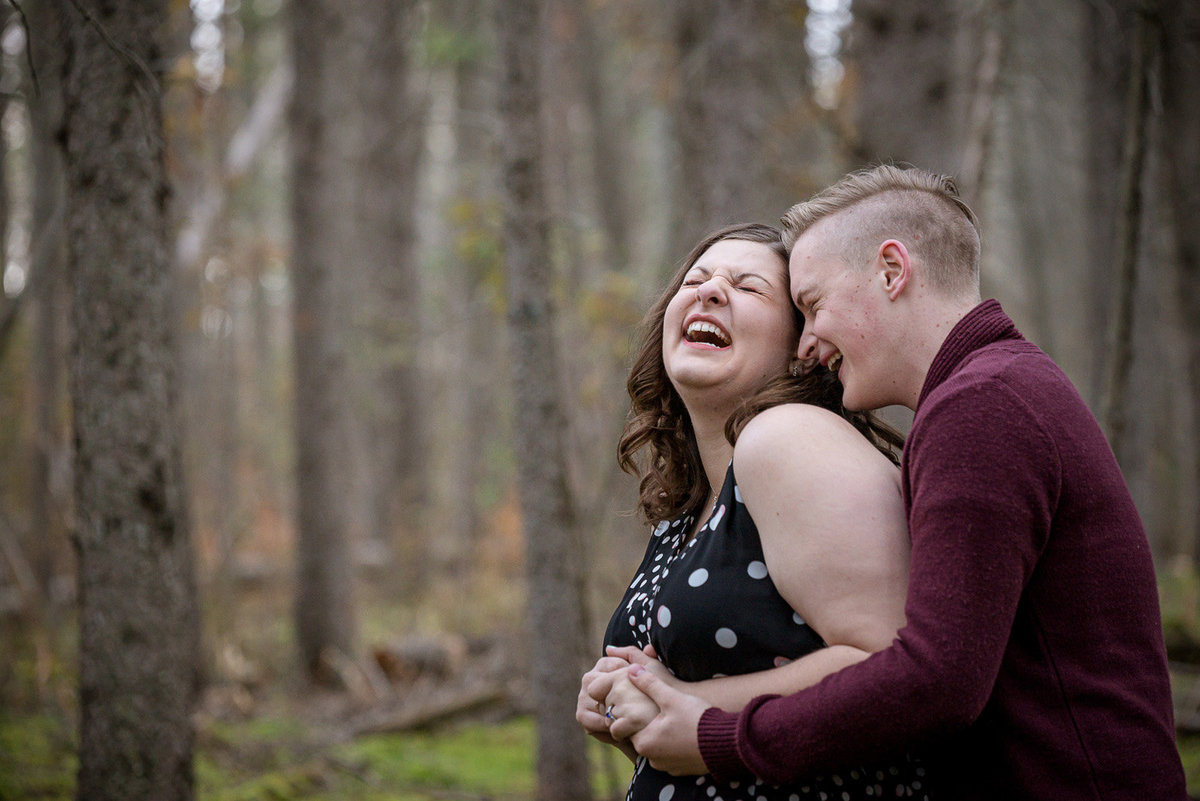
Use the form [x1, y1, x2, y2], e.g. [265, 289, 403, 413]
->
[780, 164, 982, 295]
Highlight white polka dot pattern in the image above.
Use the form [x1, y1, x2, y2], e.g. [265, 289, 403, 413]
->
[605, 464, 930, 801]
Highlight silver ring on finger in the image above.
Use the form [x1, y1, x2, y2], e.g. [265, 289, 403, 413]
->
[605, 705, 615, 722]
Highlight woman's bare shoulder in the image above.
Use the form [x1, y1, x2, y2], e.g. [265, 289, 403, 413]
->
[734, 403, 899, 499]
[736, 403, 887, 461]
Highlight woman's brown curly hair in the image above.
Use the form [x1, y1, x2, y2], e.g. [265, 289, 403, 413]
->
[617, 222, 904, 527]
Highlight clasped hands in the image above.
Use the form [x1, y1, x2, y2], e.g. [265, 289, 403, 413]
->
[575, 644, 711, 775]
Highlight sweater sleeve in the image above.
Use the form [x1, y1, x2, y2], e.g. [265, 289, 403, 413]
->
[698, 378, 1060, 784]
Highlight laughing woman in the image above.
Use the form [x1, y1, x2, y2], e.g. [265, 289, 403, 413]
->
[576, 223, 930, 800]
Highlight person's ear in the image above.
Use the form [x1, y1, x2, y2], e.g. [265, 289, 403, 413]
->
[878, 239, 910, 301]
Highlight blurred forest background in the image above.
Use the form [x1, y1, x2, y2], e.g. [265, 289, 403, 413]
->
[1, 0, 1199, 799]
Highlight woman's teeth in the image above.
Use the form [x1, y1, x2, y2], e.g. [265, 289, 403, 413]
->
[686, 321, 730, 347]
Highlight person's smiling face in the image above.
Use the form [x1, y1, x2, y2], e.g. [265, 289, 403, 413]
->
[662, 238, 797, 411]
[789, 225, 891, 412]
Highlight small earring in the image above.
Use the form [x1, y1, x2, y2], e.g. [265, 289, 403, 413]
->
[790, 363, 801, 378]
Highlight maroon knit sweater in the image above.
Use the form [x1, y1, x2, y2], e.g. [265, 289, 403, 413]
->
[698, 300, 1186, 799]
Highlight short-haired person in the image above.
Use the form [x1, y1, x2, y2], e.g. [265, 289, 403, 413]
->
[610, 165, 1188, 800]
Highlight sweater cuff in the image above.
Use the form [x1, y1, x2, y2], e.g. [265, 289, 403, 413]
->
[698, 706, 748, 780]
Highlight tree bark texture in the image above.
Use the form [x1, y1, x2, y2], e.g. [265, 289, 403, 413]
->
[1158, 0, 1200, 560]
[668, 0, 812, 254]
[495, 2, 592, 799]
[60, 2, 199, 799]
[575, 0, 632, 274]
[346, 0, 429, 561]
[1100, 8, 1155, 460]
[1084, 0, 1133, 392]
[957, 0, 1011, 207]
[848, 0, 969, 174]
[289, 0, 358, 678]
[429, 0, 500, 560]
[972, 0, 1094, 381]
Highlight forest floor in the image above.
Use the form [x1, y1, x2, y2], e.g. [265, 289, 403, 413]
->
[5, 560, 1200, 799]
[0, 563, 631, 801]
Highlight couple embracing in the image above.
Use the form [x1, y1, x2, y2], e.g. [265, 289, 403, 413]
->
[575, 165, 1187, 801]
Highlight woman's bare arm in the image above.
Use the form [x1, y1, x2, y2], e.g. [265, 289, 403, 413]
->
[603, 403, 910, 715]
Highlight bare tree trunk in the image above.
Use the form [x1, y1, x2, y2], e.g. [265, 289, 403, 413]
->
[347, 0, 428, 572]
[289, 0, 358, 680]
[495, 2, 592, 799]
[1084, 0, 1133, 395]
[1100, 8, 1155, 461]
[1158, 0, 1200, 562]
[429, 0, 500, 561]
[60, 2, 199, 798]
[848, 0, 970, 174]
[670, 0, 776, 249]
[975, 0, 1094, 378]
[665, 0, 814, 257]
[957, 0, 1012, 207]
[575, 0, 631, 273]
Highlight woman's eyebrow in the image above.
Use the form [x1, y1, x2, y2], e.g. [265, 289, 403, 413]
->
[688, 266, 776, 287]
[728, 270, 779, 290]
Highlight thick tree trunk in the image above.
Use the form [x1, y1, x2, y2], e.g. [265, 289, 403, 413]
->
[671, 0, 763, 233]
[495, 2, 592, 799]
[665, 0, 815, 260]
[61, 2, 199, 799]
[347, 0, 428, 567]
[428, 0, 499, 561]
[289, 0, 358, 679]
[1083, 0, 1133, 395]
[1158, 0, 1200, 562]
[848, 0, 970, 174]
[575, 0, 632, 273]
[1100, 8, 1154, 460]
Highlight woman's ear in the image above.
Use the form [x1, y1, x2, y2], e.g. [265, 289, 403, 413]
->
[878, 239, 911, 301]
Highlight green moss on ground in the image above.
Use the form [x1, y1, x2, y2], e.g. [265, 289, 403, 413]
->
[0, 712, 77, 800]
[1, 711, 597, 801]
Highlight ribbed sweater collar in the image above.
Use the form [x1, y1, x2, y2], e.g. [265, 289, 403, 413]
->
[916, 299, 1021, 410]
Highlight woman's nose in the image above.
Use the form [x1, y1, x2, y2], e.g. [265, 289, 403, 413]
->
[696, 276, 728, 305]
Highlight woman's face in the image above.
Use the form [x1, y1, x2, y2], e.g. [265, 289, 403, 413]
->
[661, 238, 798, 412]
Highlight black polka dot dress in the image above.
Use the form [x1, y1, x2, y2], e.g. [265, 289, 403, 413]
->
[603, 463, 931, 801]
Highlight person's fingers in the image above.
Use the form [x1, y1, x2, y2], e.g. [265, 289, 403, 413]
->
[585, 667, 622, 703]
[608, 715, 638, 740]
[608, 644, 662, 669]
[578, 679, 623, 735]
[587, 655, 631, 677]
[605, 644, 646, 663]
[576, 696, 611, 733]
[626, 662, 671, 705]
